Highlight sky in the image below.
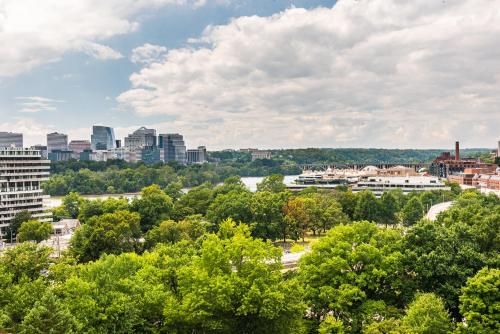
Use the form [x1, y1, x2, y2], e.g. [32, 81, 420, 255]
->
[0, 0, 498, 150]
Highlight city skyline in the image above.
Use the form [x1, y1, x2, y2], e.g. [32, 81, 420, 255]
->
[1, 0, 499, 149]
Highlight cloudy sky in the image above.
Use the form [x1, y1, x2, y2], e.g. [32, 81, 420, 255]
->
[0, 0, 498, 150]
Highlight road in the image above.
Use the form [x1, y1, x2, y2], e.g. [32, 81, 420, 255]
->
[425, 201, 453, 221]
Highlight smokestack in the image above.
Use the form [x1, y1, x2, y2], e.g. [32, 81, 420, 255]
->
[455, 141, 460, 161]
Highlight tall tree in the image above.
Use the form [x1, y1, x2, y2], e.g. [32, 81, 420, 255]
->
[8, 210, 32, 241]
[17, 221, 52, 243]
[400, 197, 424, 226]
[458, 267, 499, 333]
[70, 210, 142, 262]
[299, 221, 404, 333]
[61, 192, 83, 219]
[401, 293, 451, 334]
[380, 192, 400, 227]
[256, 174, 287, 193]
[353, 190, 382, 223]
[131, 185, 173, 232]
[250, 191, 288, 240]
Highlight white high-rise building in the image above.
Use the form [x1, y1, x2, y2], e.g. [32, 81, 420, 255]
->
[0, 132, 23, 148]
[0, 147, 52, 238]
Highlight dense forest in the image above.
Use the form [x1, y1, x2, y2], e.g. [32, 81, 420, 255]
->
[44, 147, 496, 196]
[3, 175, 498, 333]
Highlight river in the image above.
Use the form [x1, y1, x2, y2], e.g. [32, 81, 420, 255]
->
[44, 175, 300, 208]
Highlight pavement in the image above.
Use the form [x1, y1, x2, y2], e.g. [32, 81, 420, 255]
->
[425, 201, 453, 221]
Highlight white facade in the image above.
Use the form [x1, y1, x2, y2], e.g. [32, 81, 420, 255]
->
[352, 176, 450, 197]
[0, 147, 52, 238]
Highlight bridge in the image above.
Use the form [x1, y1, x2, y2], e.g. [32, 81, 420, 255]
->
[289, 163, 431, 172]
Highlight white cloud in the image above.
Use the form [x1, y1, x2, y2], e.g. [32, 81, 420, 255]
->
[15, 96, 65, 113]
[131, 43, 168, 65]
[78, 42, 124, 60]
[0, 0, 216, 77]
[117, 0, 500, 149]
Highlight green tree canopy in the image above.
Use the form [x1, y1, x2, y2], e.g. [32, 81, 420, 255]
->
[299, 221, 403, 332]
[17, 220, 52, 243]
[401, 293, 451, 334]
[70, 210, 142, 262]
[131, 184, 173, 232]
[458, 267, 499, 333]
[400, 197, 424, 226]
[256, 174, 287, 193]
[353, 190, 382, 223]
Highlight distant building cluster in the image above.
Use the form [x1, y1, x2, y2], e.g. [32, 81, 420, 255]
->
[430, 141, 500, 193]
[239, 148, 273, 161]
[1, 126, 208, 165]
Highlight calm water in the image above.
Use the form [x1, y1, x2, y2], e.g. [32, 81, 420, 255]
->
[45, 175, 300, 208]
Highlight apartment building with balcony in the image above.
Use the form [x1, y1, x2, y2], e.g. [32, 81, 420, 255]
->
[0, 147, 52, 238]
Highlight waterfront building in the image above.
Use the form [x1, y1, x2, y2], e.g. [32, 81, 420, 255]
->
[158, 133, 186, 164]
[125, 127, 157, 149]
[47, 132, 68, 153]
[352, 176, 449, 197]
[187, 146, 207, 164]
[68, 140, 91, 159]
[251, 150, 272, 161]
[0, 147, 52, 239]
[0, 132, 23, 148]
[91, 126, 116, 150]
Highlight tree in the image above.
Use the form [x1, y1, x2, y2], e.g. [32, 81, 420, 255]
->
[299, 221, 403, 332]
[162, 221, 305, 333]
[164, 182, 183, 201]
[401, 293, 451, 334]
[19, 290, 80, 334]
[131, 185, 173, 232]
[400, 197, 424, 226]
[174, 183, 214, 218]
[283, 196, 315, 242]
[402, 219, 488, 317]
[212, 176, 248, 198]
[250, 191, 288, 240]
[310, 193, 350, 234]
[353, 190, 382, 223]
[206, 190, 253, 228]
[8, 210, 32, 241]
[318, 315, 344, 334]
[62, 192, 83, 219]
[144, 216, 208, 248]
[17, 221, 52, 243]
[257, 174, 286, 193]
[0, 243, 52, 282]
[334, 189, 358, 219]
[70, 210, 142, 262]
[458, 267, 499, 333]
[380, 192, 400, 227]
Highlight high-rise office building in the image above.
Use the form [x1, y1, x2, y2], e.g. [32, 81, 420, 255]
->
[47, 132, 68, 153]
[91, 126, 116, 150]
[0, 132, 23, 148]
[124, 127, 157, 149]
[30, 145, 48, 159]
[0, 147, 52, 238]
[187, 146, 207, 164]
[68, 140, 91, 157]
[158, 133, 186, 164]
